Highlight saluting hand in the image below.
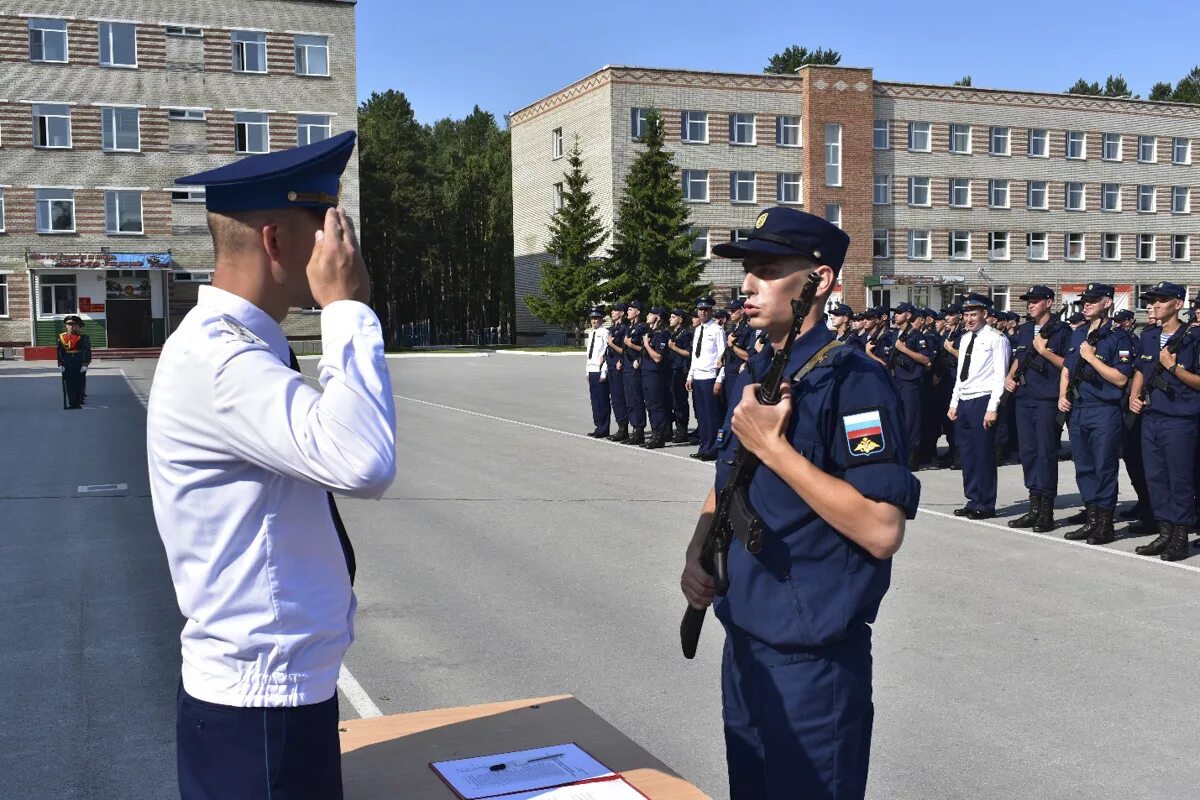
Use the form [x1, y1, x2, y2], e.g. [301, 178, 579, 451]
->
[731, 382, 791, 460]
[307, 208, 370, 307]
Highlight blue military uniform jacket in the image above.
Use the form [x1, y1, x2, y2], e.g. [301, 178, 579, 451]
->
[623, 322, 646, 369]
[1137, 325, 1200, 417]
[670, 326, 693, 370]
[644, 326, 673, 375]
[1013, 320, 1073, 402]
[606, 322, 627, 368]
[1063, 321, 1135, 405]
[712, 325, 921, 648]
[890, 325, 934, 382]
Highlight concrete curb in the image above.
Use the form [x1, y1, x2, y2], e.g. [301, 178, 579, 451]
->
[491, 350, 581, 358]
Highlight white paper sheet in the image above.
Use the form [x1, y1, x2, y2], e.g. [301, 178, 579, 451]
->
[431, 743, 613, 799]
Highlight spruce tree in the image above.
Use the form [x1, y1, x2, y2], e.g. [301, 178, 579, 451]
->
[606, 111, 709, 309]
[526, 137, 607, 339]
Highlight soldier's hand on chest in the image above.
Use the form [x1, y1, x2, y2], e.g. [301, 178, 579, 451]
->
[731, 382, 792, 460]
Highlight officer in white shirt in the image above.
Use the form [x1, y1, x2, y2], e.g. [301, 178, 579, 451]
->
[148, 131, 396, 800]
[584, 307, 611, 437]
[947, 293, 1011, 519]
[687, 296, 726, 461]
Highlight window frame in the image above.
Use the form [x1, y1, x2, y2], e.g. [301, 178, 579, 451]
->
[0, 274, 7, 318]
[776, 115, 801, 147]
[776, 172, 801, 204]
[1172, 234, 1190, 261]
[293, 34, 330, 77]
[1064, 232, 1085, 262]
[101, 106, 141, 152]
[99, 21, 138, 69]
[691, 226, 710, 258]
[908, 229, 931, 260]
[630, 108, 649, 140]
[1027, 231, 1048, 261]
[949, 178, 971, 208]
[1066, 130, 1086, 160]
[39, 274, 78, 316]
[908, 176, 930, 207]
[0, 188, 5, 234]
[988, 231, 1010, 261]
[231, 30, 268, 74]
[1172, 185, 1191, 214]
[164, 25, 203, 38]
[33, 103, 72, 149]
[988, 126, 1010, 156]
[1027, 128, 1048, 158]
[170, 186, 206, 203]
[873, 175, 891, 206]
[1101, 183, 1121, 212]
[1138, 135, 1157, 163]
[1137, 233, 1156, 261]
[824, 203, 841, 229]
[104, 189, 144, 235]
[1064, 181, 1085, 212]
[167, 108, 206, 122]
[1027, 180, 1048, 210]
[1137, 184, 1157, 214]
[35, 189, 76, 234]
[296, 114, 332, 147]
[551, 127, 563, 160]
[1101, 233, 1121, 262]
[681, 111, 708, 144]
[988, 178, 1010, 209]
[824, 123, 841, 187]
[681, 169, 708, 202]
[1173, 137, 1191, 165]
[873, 119, 889, 150]
[730, 171, 756, 204]
[729, 113, 756, 146]
[234, 111, 270, 154]
[28, 18, 68, 64]
[1101, 132, 1122, 162]
[552, 182, 563, 211]
[949, 123, 971, 154]
[873, 229, 890, 259]
[908, 121, 931, 152]
[949, 230, 971, 260]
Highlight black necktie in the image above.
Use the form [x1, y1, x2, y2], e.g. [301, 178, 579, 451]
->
[289, 348, 357, 585]
[588, 330, 595, 359]
[959, 332, 975, 382]
[694, 326, 703, 357]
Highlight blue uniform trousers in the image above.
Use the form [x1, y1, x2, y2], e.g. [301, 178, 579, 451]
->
[607, 365, 628, 426]
[1121, 414, 1150, 509]
[643, 369, 671, 430]
[623, 367, 646, 428]
[918, 376, 940, 462]
[1016, 399, 1060, 497]
[671, 368, 690, 430]
[722, 628, 873, 800]
[895, 379, 922, 455]
[177, 683, 342, 800]
[1068, 402, 1122, 508]
[693, 378, 721, 455]
[955, 395, 997, 511]
[1142, 413, 1198, 526]
[587, 372, 611, 436]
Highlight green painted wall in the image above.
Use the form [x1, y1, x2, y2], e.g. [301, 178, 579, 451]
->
[36, 319, 108, 348]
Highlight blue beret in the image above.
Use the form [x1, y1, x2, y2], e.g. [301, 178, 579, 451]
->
[1018, 285, 1055, 301]
[588, 307, 604, 318]
[177, 131, 356, 213]
[962, 293, 993, 310]
[1082, 282, 1115, 299]
[710, 207, 851, 273]
[1143, 281, 1186, 301]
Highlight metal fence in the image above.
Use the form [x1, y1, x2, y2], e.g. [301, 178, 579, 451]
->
[396, 320, 510, 348]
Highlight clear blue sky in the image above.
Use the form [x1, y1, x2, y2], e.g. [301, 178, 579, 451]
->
[356, 0, 1200, 126]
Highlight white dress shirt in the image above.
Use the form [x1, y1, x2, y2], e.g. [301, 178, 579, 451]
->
[688, 320, 727, 382]
[586, 326, 609, 377]
[950, 323, 1012, 413]
[147, 285, 396, 707]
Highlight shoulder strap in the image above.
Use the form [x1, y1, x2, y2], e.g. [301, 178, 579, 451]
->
[789, 339, 844, 384]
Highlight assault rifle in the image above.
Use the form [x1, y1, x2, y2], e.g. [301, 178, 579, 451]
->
[680, 272, 821, 660]
[1123, 323, 1191, 429]
[998, 305, 1068, 411]
[1056, 321, 1110, 427]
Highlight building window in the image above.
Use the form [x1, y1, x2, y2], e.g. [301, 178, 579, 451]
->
[949, 230, 971, 260]
[824, 203, 841, 228]
[105, 190, 143, 234]
[990, 286, 1010, 312]
[232, 31, 267, 73]
[1102, 133, 1121, 161]
[1173, 136, 1191, 165]
[730, 113, 755, 145]
[908, 177, 930, 206]
[1102, 234, 1120, 261]
[1173, 186, 1190, 214]
[1065, 233, 1085, 261]
[1028, 128, 1048, 157]
[1066, 131, 1086, 160]
[949, 178, 971, 208]
[29, 18, 68, 63]
[167, 108, 206, 121]
[1027, 180, 1048, 210]
[1173, 234, 1190, 261]
[294, 34, 329, 77]
[171, 186, 206, 203]
[98, 21, 137, 68]
[1138, 135, 1156, 163]
[40, 274, 77, 315]
[728, 229, 752, 243]
[0, 274, 6, 316]
[873, 175, 891, 205]
[234, 111, 269, 153]
[1138, 234, 1156, 261]
[682, 111, 708, 143]
[777, 173, 801, 204]
[824, 123, 841, 186]
[33, 103, 72, 148]
[1101, 183, 1121, 212]
[989, 231, 1010, 260]
[551, 127, 563, 159]
[682, 170, 708, 202]
[1065, 182, 1085, 211]
[101, 107, 140, 152]
[988, 126, 1010, 156]
[552, 182, 563, 210]
[296, 114, 331, 146]
[1137, 185, 1156, 213]
[908, 121, 931, 152]
[630, 108, 649, 140]
[35, 189, 75, 233]
[873, 120, 889, 149]
[988, 179, 1009, 208]
[731, 171, 756, 203]
[873, 229, 889, 259]
[776, 115, 801, 147]
[0, 188, 4, 233]
[1027, 232, 1048, 261]
[908, 230, 931, 260]
[691, 227, 709, 258]
[949, 123, 971, 154]
[165, 25, 203, 37]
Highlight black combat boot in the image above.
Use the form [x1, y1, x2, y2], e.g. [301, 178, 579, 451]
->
[1065, 507, 1089, 525]
[607, 424, 628, 443]
[624, 427, 645, 446]
[1162, 523, 1190, 562]
[1064, 505, 1097, 541]
[950, 447, 962, 471]
[1086, 507, 1117, 545]
[908, 452, 921, 472]
[1127, 514, 1156, 536]
[672, 424, 689, 444]
[1135, 520, 1172, 557]
[644, 428, 666, 449]
[1008, 494, 1040, 529]
[1032, 495, 1056, 533]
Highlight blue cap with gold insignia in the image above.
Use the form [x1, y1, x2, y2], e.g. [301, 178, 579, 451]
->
[177, 130, 356, 213]
[710, 207, 851, 273]
[649, 305, 668, 316]
[1142, 281, 1186, 301]
[830, 303, 852, 317]
[729, 297, 745, 311]
[1113, 309, 1135, 322]
[1082, 282, 1115, 300]
[1018, 285, 1055, 301]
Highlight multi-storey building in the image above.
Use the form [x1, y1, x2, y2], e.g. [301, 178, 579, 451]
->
[0, 0, 358, 351]
[510, 64, 1200, 337]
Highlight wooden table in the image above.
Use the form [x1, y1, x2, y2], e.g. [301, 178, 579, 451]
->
[339, 695, 710, 799]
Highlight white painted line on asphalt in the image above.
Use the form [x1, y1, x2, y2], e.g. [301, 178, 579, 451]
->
[78, 483, 128, 493]
[492, 350, 579, 357]
[338, 663, 383, 718]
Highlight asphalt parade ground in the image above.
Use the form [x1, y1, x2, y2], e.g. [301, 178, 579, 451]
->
[3, 354, 1199, 800]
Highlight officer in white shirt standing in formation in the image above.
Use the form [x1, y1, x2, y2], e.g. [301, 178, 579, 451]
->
[687, 296, 726, 462]
[147, 131, 397, 800]
[948, 293, 1011, 519]
[584, 306, 611, 438]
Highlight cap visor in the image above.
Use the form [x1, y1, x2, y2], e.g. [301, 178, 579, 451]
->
[711, 239, 806, 259]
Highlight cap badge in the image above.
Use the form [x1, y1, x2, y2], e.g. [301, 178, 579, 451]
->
[755, 212, 769, 229]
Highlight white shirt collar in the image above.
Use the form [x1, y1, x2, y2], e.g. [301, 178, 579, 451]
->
[197, 285, 291, 365]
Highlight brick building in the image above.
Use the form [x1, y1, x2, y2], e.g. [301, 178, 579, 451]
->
[0, 0, 358, 351]
[510, 64, 1200, 337]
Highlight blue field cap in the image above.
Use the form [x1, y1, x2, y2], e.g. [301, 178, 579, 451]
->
[177, 131, 356, 213]
[1142, 281, 1186, 301]
[893, 301, 917, 315]
[830, 303, 852, 317]
[672, 308, 689, 317]
[1019, 285, 1055, 301]
[710, 207, 851, 273]
[649, 305, 668, 316]
[1113, 309, 1135, 322]
[628, 300, 645, 310]
[729, 297, 745, 311]
[613, 302, 628, 312]
[1082, 282, 1115, 299]
[945, 303, 963, 315]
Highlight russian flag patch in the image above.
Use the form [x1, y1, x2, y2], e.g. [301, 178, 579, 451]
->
[844, 408, 886, 457]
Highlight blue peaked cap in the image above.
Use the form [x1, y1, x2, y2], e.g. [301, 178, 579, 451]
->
[177, 131, 356, 213]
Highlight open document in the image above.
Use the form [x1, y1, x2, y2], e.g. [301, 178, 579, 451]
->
[430, 743, 647, 799]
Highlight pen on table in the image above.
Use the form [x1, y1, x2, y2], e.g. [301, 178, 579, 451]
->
[488, 753, 564, 771]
